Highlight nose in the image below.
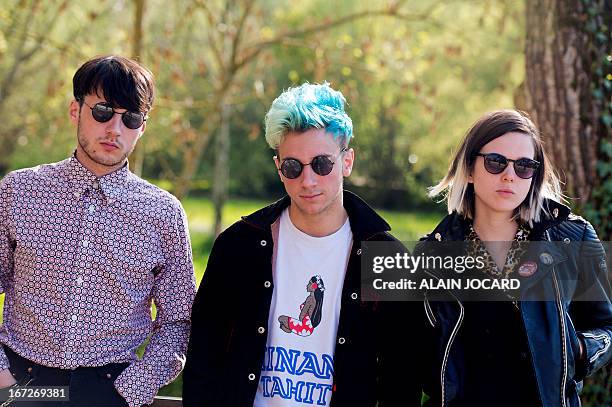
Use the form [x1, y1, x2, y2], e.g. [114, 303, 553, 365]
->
[105, 113, 123, 138]
[501, 163, 516, 182]
[300, 164, 318, 188]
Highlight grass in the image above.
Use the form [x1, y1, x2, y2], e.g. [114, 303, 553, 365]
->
[0, 196, 441, 397]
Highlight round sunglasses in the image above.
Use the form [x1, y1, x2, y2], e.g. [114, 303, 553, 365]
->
[277, 148, 347, 179]
[81, 101, 147, 130]
[475, 152, 540, 179]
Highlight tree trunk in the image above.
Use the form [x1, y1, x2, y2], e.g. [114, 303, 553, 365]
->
[524, 0, 595, 201]
[523, 1, 611, 406]
[212, 103, 231, 237]
[129, 0, 146, 177]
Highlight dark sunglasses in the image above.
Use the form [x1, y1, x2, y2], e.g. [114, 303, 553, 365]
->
[277, 148, 347, 179]
[475, 152, 540, 179]
[81, 100, 147, 130]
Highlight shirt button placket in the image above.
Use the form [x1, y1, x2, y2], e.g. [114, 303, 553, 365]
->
[70, 188, 97, 350]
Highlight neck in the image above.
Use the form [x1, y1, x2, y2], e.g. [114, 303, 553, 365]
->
[75, 146, 125, 177]
[473, 200, 518, 241]
[288, 199, 348, 238]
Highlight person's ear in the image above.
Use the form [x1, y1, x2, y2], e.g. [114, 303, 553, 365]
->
[137, 120, 147, 139]
[342, 148, 355, 177]
[273, 155, 284, 183]
[69, 99, 80, 125]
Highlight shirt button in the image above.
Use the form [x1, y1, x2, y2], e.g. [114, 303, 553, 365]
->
[257, 327, 266, 334]
[76, 277, 84, 286]
[338, 337, 346, 345]
[82, 240, 89, 248]
[88, 205, 96, 213]
[64, 351, 72, 358]
[73, 191, 81, 199]
[351, 292, 358, 300]
[248, 373, 256, 381]
[264, 281, 271, 288]
[260, 240, 267, 247]
[92, 180, 100, 189]
[71, 315, 77, 321]
[106, 373, 112, 379]
[563, 237, 571, 244]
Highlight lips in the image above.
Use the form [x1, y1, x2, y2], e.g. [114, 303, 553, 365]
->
[301, 193, 322, 199]
[100, 141, 119, 150]
[496, 189, 515, 195]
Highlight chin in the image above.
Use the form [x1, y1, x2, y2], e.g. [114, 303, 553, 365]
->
[296, 201, 327, 217]
[493, 202, 520, 213]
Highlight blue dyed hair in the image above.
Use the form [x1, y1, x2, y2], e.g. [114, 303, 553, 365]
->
[264, 82, 353, 149]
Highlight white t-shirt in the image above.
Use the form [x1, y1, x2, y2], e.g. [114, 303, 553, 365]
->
[253, 208, 353, 407]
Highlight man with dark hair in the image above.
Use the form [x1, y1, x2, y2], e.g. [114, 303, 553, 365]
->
[0, 55, 195, 406]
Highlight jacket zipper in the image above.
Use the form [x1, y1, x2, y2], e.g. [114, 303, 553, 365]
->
[426, 267, 464, 407]
[424, 292, 437, 327]
[547, 230, 568, 407]
[440, 298, 464, 407]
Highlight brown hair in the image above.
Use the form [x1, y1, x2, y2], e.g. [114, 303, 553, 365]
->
[429, 110, 563, 225]
[73, 55, 154, 113]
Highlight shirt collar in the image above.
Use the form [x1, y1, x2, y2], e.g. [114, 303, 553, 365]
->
[63, 153, 130, 202]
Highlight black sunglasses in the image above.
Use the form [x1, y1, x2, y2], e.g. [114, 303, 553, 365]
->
[475, 152, 540, 179]
[277, 148, 347, 179]
[81, 100, 147, 130]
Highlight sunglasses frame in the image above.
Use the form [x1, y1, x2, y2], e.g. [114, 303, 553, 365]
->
[276, 148, 348, 179]
[80, 100, 147, 130]
[475, 152, 540, 179]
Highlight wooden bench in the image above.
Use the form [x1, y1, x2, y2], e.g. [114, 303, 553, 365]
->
[151, 396, 183, 406]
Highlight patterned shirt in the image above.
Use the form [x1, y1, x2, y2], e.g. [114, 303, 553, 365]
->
[0, 156, 196, 407]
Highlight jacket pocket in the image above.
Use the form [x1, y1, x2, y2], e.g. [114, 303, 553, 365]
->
[580, 331, 612, 369]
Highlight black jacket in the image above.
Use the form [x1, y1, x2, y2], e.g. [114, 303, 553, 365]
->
[418, 200, 612, 407]
[183, 191, 416, 406]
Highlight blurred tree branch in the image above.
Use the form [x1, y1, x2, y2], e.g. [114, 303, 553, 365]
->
[172, 0, 443, 199]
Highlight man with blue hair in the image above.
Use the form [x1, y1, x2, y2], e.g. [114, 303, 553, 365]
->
[183, 83, 414, 406]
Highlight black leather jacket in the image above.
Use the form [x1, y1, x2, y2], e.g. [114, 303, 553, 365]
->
[419, 200, 612, 407]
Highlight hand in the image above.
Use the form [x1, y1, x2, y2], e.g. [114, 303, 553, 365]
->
[578, 336, 586, 361]
[0, 368, 16, 388]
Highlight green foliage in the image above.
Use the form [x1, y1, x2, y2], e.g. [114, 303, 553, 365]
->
[257, 0, 525, 209]
[581, 0, 611, 242]
[1, 0, 525, 212]
[575, 1, 612, 404]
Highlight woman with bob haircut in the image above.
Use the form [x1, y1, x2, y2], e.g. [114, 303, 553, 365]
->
[418, 110, 611, 407]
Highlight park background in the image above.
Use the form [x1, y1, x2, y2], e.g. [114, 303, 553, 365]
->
[0, 0, 610, 405]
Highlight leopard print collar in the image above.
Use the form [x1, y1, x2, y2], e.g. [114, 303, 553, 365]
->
[467, 222, 530, 279]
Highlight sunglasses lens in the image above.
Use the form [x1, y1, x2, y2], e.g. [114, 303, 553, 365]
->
[514, 159, 538, 179]
[91, 104, 114, 122]
[311, 156, 334, 176]
[122, 111, 144, 129]
[280, 159, 303, 179]
[483, 154, 507, 174]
